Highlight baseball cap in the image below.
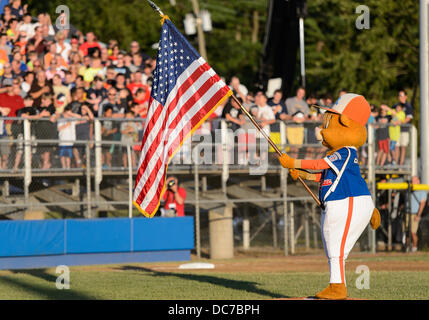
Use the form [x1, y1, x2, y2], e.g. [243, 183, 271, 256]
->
[312, 93, 371, 126]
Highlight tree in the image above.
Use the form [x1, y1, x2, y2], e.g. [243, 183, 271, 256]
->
[304, 0, 419, 112]
[27, 0, 267, 90]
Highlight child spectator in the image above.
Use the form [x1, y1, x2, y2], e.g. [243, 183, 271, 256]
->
[376, 105, 391, 168]
[385, 104, 405, 166]
[57, 104, 80, 169]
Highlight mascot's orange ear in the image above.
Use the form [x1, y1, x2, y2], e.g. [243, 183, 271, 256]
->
[339, 114, 352, 127]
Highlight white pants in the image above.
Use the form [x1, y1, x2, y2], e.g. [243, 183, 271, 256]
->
[321, 195, 374, 284]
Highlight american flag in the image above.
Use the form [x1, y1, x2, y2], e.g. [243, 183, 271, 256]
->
[133, 18, 232, 217]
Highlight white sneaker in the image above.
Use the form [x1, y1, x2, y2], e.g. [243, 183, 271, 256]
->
[411, 247, 418, 253]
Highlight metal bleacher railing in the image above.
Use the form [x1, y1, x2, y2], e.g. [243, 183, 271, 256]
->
[0, 117, 419, 254]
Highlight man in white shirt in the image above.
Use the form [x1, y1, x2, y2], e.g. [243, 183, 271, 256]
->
[256, 92, 276, 137]
[18, 13, 35, 40]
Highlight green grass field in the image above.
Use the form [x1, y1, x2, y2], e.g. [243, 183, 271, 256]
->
[0, 252, 428, 300]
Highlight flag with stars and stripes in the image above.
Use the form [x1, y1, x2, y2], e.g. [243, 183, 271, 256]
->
[133, 18, 232, 218]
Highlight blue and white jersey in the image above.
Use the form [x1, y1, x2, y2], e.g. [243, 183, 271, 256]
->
[319, 147, 371, 203]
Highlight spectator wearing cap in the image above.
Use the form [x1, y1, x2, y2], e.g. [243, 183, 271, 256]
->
[69, 37, 80, 58]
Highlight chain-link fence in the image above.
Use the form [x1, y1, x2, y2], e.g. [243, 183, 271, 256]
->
[0, 117, 425, 253]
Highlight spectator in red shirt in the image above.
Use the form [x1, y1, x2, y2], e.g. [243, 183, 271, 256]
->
[162, 176, 187, 217]
[0, 81, 25, 120]
[79, 32, 101, 57]
[127, 70, 149, 98]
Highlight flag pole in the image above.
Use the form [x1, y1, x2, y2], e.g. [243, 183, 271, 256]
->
[145, 0, 322, 210]
[230, 95, 322, 209]
[147, 0, 165, 17]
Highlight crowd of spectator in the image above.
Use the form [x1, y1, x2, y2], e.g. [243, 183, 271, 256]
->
[0, 1, 415, 172]
[0, 1, 154, 170]
[220, 77, 414, 168]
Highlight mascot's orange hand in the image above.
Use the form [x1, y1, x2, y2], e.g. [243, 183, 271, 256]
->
[289, 169, 300, 180]
[279, 153, 295, 169]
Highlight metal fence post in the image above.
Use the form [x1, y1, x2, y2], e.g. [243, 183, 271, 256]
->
[221, 119, 229, 194]
[94, 119, 102, 212]
[367, 124, 376, 253]
[304, 203, 310, 250]
[243, 205, 250, 250]
[23, 119, 32, 207]
[411, 125, 418, 177]
[311, 203, 318, 249]
[127, 144, 133, 219]
[289, 202, 295, 254]
[193, 145, 201, 259]
[86, 142, 92, 219]
[280, 121, 289, 255]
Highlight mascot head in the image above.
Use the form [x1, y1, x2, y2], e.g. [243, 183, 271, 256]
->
[315, 93, 371, 151]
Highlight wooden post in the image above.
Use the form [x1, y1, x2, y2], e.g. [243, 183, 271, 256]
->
[243, 206, 250, 250]
[272, 209, 278, 249]
[304, 204, 310, 251]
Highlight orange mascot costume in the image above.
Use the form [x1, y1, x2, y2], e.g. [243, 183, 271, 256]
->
[279, 93, 380, 299]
